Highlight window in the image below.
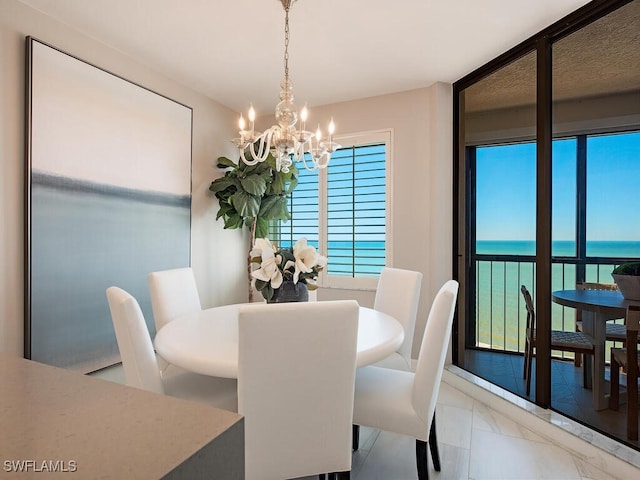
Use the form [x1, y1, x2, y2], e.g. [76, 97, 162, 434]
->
[272, 130, 392, 289]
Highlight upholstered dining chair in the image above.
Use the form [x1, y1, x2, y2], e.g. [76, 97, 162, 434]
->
[609, 305, 640, 440]
[106, 286, 237, 412]
[521, 285, 595, 396]
[148, 267, 202, 332]
[148, 267, 202, 373]
[353, 267, 442, 470]
[237, 300, 359, 480]
[372, 267, 423, 371]
[352, 280, 458, 480]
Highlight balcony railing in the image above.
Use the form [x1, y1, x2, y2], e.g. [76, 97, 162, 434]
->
[471, 255, 632, 360]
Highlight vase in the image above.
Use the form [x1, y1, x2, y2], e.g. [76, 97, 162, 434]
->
[268, 281, 309, 303]
[612, 273, 640, 301]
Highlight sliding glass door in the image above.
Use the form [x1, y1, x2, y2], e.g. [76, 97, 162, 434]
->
[454, 0, 640, 447]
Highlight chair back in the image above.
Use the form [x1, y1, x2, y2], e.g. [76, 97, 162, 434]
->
[521, 285, 536, 332]
[238, 300, 359, 480]
[576, 282, 620, 322]
[628, 305, 640, 334]
[148, 267, 202, 332]
[106, 287, 164, 394]
[412, 280, 458, 430]
[577, 282, 618, 291]
[374, 267, 423, 366]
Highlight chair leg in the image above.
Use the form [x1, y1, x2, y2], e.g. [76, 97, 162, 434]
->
[525, 344, 533, 396]
[628, 357, 638, 441]
[416, 439, 429, 480]
[580, 352, 592, 390]
[574, 325, 582, 367]
[352, 424, 360, 451]
[610, 355, 620, 410]
[523, 338, 529, 380]
[429, 411, 441, 472]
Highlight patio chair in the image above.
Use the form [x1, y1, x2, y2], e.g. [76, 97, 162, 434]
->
[574, 282, 633, 367]
[521, 285, 595, 396]
[609, 305, 640, 441]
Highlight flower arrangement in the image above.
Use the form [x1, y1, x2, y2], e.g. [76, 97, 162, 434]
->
[250, 238, 327, 301]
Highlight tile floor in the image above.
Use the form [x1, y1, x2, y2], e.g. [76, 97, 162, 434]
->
[92, 364, 631, 479]
[464, 349, 639, 450]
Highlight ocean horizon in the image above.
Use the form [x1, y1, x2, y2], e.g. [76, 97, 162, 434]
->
[477, 239, 640, 258]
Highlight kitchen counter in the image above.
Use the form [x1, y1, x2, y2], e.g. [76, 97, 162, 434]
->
[0, 353, 243, 479]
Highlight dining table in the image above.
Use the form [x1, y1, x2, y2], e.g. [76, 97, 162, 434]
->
[154, 303, 404, 379]
[552, 289, 640, 410]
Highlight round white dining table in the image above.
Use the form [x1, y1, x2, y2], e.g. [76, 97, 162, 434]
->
[154, 304, 404, 378]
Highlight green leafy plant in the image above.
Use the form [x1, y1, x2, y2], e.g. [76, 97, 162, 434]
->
[209, 153, 298, 301]
[209, 153, 298, 240]
[612, 262, 640, 276]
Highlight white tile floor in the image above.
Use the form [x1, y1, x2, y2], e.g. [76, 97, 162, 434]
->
[333, 382, 618, 480]
[92, 365, 626, 480]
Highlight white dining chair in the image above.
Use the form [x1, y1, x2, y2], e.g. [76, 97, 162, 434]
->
[148, 267, 202, 332]
[106, 286, 237, 412]
[352, 280, 458, 480]
[372, 266, 423, 371]
[237, 300, 359, 480]
[354, 267, 437, 460]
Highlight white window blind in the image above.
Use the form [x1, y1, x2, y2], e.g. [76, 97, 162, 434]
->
[271, 130, 392, 290]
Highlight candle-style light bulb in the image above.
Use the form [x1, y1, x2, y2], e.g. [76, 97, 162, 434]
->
[239, 113, 246, 131]
[300, 103, 308, 131]
[316, 125, 322, 143]
[248, 104, 256, 137]
[328, 118, 335, 136]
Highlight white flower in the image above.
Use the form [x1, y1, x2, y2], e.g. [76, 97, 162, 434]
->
[250, 237, 275, 259]
[292, 238, 319, 283]
[251, 246, 283, 289]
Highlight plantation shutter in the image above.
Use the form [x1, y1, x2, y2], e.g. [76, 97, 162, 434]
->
[327, 143, 386, 277]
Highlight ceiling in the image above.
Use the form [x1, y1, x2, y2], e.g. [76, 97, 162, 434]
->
[19, 0, 594, 114]
[465, 0, 640, 112]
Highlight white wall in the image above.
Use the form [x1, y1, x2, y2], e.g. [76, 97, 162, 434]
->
[0, 0, 248, 356]
[297, 83, 454, 358]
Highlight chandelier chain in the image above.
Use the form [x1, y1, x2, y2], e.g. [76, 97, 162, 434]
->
[283, 4, 290, 79]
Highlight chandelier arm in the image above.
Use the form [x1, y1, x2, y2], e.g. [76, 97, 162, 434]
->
[239, 148, 261, 166]
[297, 143, 318, 172]
[248, 130, 273, 164]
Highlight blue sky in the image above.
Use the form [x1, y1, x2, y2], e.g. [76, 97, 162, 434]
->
[476, 131, 640, 242]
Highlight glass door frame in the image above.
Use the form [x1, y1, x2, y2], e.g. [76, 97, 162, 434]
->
[452, 0, 634, 409]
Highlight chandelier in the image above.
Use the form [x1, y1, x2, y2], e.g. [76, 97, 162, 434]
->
[232, 0, 340, 173]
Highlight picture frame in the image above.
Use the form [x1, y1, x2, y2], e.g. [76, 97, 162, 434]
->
[25, 37, 193, 372]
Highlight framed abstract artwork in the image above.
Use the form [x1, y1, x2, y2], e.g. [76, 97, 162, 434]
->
[25, 37, 192, 372]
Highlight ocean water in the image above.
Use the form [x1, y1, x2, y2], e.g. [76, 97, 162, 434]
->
[474, 240, 640, 352]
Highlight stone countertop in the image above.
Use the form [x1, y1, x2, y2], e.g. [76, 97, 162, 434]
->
[0, 353, 243, 479]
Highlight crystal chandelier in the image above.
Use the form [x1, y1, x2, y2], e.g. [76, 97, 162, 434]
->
[232, 0, 340, 173]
